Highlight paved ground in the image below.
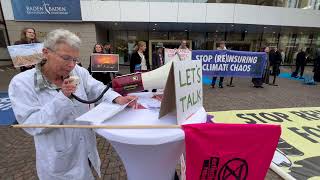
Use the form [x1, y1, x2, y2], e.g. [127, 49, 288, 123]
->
[1, 64, 319, 180]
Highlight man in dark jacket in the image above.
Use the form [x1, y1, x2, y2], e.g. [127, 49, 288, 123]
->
[269, 47, 282, 86]
[314, 48, 320, 82]
[294, 49, 307, 79]
[152, 43, 164, 70]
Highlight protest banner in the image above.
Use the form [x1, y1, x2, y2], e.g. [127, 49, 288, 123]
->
[209, 107, 320, 180]
[91, 54, 119, 72]
[192, 50, 267, 78]
[182, 123, 281, 180]
[164, 48, 191, 63]
[7, 43, 43, 68]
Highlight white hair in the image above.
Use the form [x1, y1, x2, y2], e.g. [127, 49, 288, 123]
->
[43, 29, 81, 51]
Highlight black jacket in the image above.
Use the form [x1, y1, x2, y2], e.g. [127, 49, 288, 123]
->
[152, 52, 164, 70]
[130, 51, 150, 73]
[269, 50, 282, 66]
[296, 51, 306, 65]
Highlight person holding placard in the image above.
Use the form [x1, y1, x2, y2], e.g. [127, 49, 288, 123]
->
[211, 41, 226, 88]
[14, 27, 40, 72]
[88, 43, 112, 85]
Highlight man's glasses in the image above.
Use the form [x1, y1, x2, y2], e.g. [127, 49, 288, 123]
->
[48, 48, 80, 62]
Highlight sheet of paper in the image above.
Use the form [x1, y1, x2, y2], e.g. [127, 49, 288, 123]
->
[138, 97, 161, 109]
[76, 100, 134, 123]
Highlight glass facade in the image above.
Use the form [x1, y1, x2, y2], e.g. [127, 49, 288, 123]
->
[100, 0, 320, 10]
[103, 27, 320, 66]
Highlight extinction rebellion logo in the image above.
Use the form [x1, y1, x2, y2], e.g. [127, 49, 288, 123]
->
[200, 157, 248, 180]
[26, 1, 68, 15]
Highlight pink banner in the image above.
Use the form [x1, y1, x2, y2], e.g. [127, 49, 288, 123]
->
[182, 123, 281, 180]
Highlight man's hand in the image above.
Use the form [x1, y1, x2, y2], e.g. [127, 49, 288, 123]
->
[114, 96, 137, 107]
[61, 78, 77, 98]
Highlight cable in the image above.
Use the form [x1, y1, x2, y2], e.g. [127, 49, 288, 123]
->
[71, 82, 111, 104]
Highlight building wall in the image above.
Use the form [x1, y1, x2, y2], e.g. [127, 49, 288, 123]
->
[80, 1, 320, 28]
[5, 21, 97, 68]
[2, 0, 320, 28]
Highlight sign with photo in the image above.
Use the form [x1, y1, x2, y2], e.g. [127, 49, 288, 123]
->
[91, 54, 119, 72]
[7, 43, 43, 68]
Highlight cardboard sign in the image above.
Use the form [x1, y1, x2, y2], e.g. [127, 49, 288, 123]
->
[7, 43, 43, 67]
[164, 48, 191, 64]
[91, 54, 119, 72]
[159, 60, 203, 124]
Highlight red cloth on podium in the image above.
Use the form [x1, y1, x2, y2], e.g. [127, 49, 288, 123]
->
[182, 123, 281, 180]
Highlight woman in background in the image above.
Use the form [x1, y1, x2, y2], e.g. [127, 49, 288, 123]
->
[130, 41, 150, 73]
[14, 27, 40, 72]
[88, 43, 112, 85]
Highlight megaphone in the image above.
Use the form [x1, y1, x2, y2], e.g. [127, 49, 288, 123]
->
[112, 60, 173, 95]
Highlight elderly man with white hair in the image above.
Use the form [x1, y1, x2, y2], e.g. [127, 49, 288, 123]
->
[9, 29, 136, 180]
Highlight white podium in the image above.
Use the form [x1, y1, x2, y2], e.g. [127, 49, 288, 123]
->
[95, 93, 207, 180]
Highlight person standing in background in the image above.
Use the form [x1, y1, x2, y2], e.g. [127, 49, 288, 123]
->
[269, 47, 282, 86]
[14, 27, 40, 72]
[104, 42, 113, 54]
[252, 46, 270, 88]
[130, 41, 150, 73]
[178, 40, 191, 50]
[211, 41, 226, 88]
[293, 48, 307, 79]
[263, 46, 271, 84]
[313, 48, 320, 82]
[152, 43, 164, 70]
[103, 42, 116, 79]
[88, 43, 112, 85]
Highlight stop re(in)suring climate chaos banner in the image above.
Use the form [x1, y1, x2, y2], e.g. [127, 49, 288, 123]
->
[192, 50, 267, 78]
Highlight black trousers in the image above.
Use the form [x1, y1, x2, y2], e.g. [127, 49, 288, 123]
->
[211, 77, 224, 85]
[294, 64, 305, 77]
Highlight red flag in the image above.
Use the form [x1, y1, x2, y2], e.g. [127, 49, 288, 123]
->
[182, 123, 281, 180]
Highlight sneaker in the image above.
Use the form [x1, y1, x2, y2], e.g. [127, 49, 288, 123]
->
[219, 84, 223, 88]
[211, 84, 215, 88]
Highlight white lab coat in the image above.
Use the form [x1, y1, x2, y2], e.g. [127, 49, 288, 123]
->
[9, 65, 120, 180]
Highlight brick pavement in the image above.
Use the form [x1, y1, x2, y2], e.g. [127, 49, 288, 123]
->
[1, 66, 319, 179]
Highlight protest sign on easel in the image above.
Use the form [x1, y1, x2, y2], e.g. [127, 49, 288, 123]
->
[159, 60, 203, 125]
